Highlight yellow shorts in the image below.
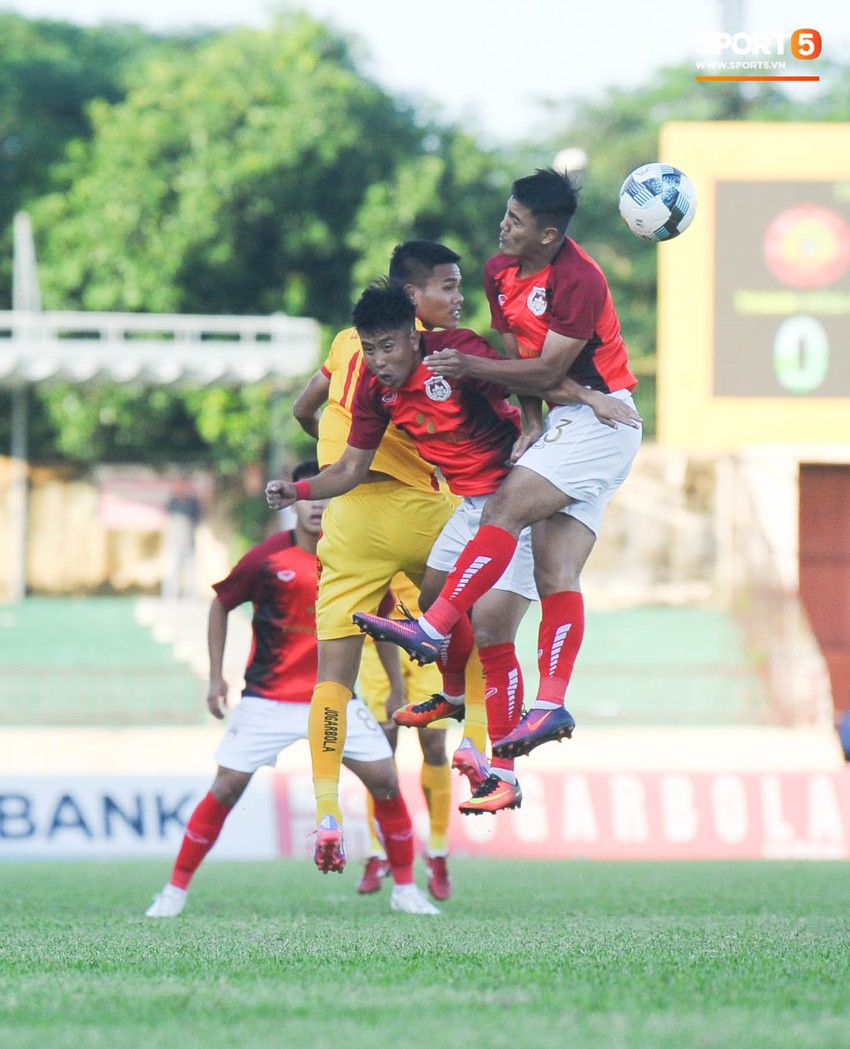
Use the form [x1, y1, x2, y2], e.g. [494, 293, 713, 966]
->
[315, 481, 455, 641]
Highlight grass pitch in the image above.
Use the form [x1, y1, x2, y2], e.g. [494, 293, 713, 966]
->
[1, 859, 849, 1049]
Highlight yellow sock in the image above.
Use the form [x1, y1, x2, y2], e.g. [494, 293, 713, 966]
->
[464, 645, 488, 753]
[365, 792, 386, 857]
[421, 760, 452, 855]
[309, 680, 350, 823]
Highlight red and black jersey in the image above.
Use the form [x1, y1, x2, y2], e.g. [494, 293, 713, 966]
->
[484, 238, 636, 396]
[213, 530, 317, 703]
[348, 328, 521, 496]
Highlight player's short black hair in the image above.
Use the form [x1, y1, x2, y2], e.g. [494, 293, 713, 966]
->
[352, 279, 416, 335]
[291, 460, 319, 483]
[511, 167, 579, 236]
[388, 240, 461, 289]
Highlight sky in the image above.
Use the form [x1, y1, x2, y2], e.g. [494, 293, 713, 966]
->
[3, 0, 848, 143]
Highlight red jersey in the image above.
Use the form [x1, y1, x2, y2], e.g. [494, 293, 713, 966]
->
[348, 328, 521, 497]
[213, 530, 317, 703]
[484, 238, 636, 396]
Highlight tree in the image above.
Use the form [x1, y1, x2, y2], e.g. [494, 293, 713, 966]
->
[0, 13, 191, 307]
[33, 13, 425, 323]
[20, 12, 510, 468]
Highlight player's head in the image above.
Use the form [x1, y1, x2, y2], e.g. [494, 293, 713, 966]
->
[352, 279, 421, 390]
[500, 168, 579, 258]
[388, 240, 463, 331]
[290, 459, 326, 535]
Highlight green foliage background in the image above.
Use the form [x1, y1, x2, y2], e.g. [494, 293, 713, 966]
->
[1, 8, 848, 477]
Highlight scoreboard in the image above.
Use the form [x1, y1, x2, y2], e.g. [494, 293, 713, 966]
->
[657, 122, 850, 449]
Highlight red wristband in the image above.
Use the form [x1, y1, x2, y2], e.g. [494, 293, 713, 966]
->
[292, 479, 313, 501]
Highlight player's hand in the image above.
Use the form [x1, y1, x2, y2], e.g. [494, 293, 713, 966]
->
[207, 678, 229, 720]
[508, 426, 542, 462]
[585, 391, 643, 430]
[265, 478, 297, 511]
[424, 348, 469, 378]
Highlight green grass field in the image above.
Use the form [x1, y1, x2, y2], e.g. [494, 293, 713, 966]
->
[2, 859, 850, 1049]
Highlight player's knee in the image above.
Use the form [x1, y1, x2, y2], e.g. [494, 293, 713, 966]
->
[479, 486, 528, 534]
[471, 619, 512, 651]
[211, 769, 250, 806]
[418, 730, 447, 764]
[364, 764, 400, 799]
[535, 565, 582, 595]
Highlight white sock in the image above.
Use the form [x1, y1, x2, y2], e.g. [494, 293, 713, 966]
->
[442, 693, 464, 706]
[418, 617, 446, 640]
[490, 768, 516, 784]
[533, 700, 561, 710]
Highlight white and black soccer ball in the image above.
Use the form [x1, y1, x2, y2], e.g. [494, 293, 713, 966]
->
[618, 163, 697, 242]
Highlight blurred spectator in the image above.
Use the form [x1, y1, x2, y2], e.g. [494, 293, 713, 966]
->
[162, 475, 202, 599]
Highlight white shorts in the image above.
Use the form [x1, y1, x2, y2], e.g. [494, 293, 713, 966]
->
[517, 390, 642, 537]
[426, 494, 538, 601]
[214, 695, 393, 773]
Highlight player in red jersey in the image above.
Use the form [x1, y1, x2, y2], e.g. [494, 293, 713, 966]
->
[267, 283, 544, 819]
[353, 167, 643, 760]
[145, 461, 438, 918]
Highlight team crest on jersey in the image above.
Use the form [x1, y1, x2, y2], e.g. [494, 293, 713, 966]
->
[277, 570, 296, 582]
[424, 375, 452, 402]
[527, 286, 548, 316]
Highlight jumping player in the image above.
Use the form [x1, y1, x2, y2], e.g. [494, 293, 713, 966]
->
[267, 282, 542, 845]
[353, 168, 642, 760]
[289, 241, 489, 877]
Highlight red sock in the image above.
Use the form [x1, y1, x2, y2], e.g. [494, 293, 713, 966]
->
[170, 791, 232, 889]
[425, 526, 518, 635]
[537, 591, 585, 704]
[373, 794, 415, 885]
[437, 613, 473, 696]
[478, 642, 523, 773]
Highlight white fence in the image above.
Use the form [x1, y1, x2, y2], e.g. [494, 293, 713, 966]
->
[0, 309, 321, 386]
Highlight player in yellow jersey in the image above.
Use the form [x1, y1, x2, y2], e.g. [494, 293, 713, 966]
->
[291, 241, 489, 878]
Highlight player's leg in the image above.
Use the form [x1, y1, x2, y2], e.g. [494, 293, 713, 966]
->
[492, 515, 591, 759]
[417, 725, 452, 900]
[493, 403, 641, 758]
[342, 696, 438, 915]
[462, 644, 488, 753]
[309, 634, 365, 831]
[146, 696, 282, 916]
[310, 486, 399, 836]
[352, 635, 398, 893]
[362, 574, 455, 900]
[312, 483, 453, 840]
[459, 587, 531, 815]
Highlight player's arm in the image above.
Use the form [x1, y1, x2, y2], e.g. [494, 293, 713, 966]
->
[265, 444, 376, 511]
[207, 597, 230, 720]
[500, 331, 544, 460]
[292, 369, 330, 439]
[539, 376, 643, 429]
[426, 331, 641, 429]
[426, 327, 580, 389]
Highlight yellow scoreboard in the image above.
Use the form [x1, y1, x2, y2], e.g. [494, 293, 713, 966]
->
[657, 122, 850, 450]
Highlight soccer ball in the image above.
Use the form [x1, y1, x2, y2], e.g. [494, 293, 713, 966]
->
[618, 163, 697, 242]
